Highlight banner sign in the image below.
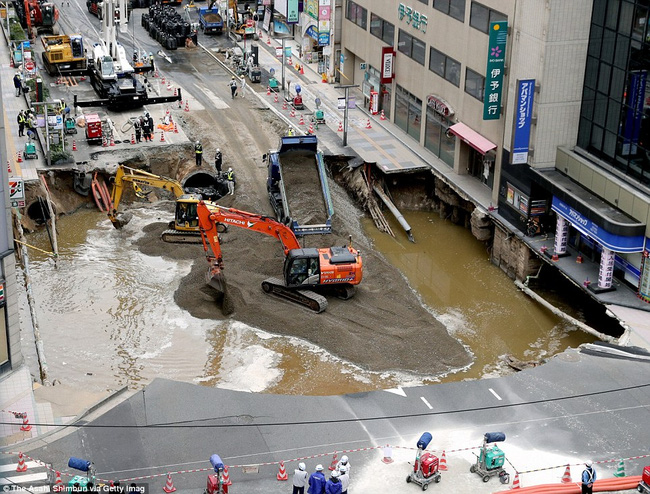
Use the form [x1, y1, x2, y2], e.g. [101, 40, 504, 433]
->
[598, 247, 615, 288]
[483, 21, 508, 120]
[622, 70, 647, 155]
[305, 0, 317, 19]
[319, 4, 330, 19]
[511, 79, 535, 164]
[639, 251, 650, 303]
[318, 31, 330, 46]
[380, 46, 395, 84]
[287, 0, 298, 23]
[305, 24, 318, 40]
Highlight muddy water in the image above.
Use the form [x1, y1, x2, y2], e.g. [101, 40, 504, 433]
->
[24, 206, 593, 395]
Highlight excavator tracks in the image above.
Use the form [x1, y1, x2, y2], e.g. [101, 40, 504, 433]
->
[261, 277, 328, 313]
[160, 229, 203, 243]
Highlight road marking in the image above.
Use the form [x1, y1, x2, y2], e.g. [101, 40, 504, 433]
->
[194, 82, 229, 109]
[0, 472, 49, 484]
[489, 388, 502, 400]
[0, 462, 40, 473]
[385, 386, 406, 397]
[420, 397, 433, 409]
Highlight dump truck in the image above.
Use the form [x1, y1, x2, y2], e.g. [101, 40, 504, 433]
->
[41, 34, 88, 76]
[264, 135, 334, 236]
[198, 7, 223, 34]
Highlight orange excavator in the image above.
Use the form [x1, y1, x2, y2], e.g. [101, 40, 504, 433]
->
[197, 201, 363, 313]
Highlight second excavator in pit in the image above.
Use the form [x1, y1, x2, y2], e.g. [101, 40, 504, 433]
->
[196, 201, 363, 313]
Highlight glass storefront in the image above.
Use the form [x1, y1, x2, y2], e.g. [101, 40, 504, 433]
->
[424, 107, 454, 167]
[395, 85, 422, 141]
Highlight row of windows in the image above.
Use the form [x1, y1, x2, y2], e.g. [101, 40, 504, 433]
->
[429, 47, 461, 86]
[398, 30, 427, 65]
[347, 1, 506, 35]
[370, 13, 395, 46]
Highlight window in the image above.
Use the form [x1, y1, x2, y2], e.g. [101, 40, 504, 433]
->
[465, 68, 485, 100]
[370, 12, 395, 46]
[417, 0, 428, 3]
[434, 0, 465, 22]
[398, 29, 426, 65]
[395, 85, 423, 140]
[429, 47, 460, 86]
[346, 1, 368, 30]
[470, 2, 507, 33]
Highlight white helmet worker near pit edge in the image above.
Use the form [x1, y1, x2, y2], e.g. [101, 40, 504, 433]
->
[315, 464, 323, 471]
[228, 167, 232, 172]
[341, 455, 348, 464]
[339, 465, 347, 473]
[331, 470, 339, 478]
[298, 462, 306, 471]
[585, 460, 593, 467]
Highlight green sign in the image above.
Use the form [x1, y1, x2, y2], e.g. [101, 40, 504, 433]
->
[306, 0, 318, 20]
[483, 21, 508, 120]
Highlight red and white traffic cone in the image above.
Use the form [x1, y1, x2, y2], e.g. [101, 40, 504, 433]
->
[439, 451, 448, 471]
[110, 134, 115, 146]
[267, 86, 271, 96]
[53, 471, 64, 491]
[161, 75, 166, 85]
[380, 109, 386, 120]
[17, 151, 23, 163]
[365, 118, 372, 129]
[222, 466, 232, 486]
[287, 56, 292, 66]
[337, 121, 343, 132]
[174, 122, 178, 133]
[282, 100, 288, 110]
[299, 114, 305, 125]
[276, 461, 288, 481]
[16, 453, 27, 472]
[307, 122, 314, 134]
[131, 134, 136, 145]
[163, 473, 176, 493]
[290, 108, 296, 118]
[300, 65, 304, 75]
[173, 87, 177, 97]
[154, 70, 159, 78]
[7, 161, 12, 174]
[267, 35, 271, 45]
[20, 413, 31, 432]
[274, 93, 279, 103]
[561, 465, 571, 483]
[160, 131, 165, 142]
[72, 140, 77, 151]
[511, 472, 521, 489]
[328, 454, 338, 471]
[184, 101, 190, 112]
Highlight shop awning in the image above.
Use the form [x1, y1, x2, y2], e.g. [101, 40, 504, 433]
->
[448, 122, 497, 155]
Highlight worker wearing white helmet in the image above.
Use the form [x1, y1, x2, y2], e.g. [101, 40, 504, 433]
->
[292, 462, 308, 494]
[325, 470, 342, 494]
[336, 455, 350, 475]
[226, 167, 235, 195]
[339, 464, 350, 494]
[581, 461, 596, 494]
[308, 464, 326, 494]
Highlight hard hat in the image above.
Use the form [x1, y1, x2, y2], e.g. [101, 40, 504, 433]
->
[216, 148, 220, 153]
[331, 471, 339, 478]
[196, 140, 200, 144]
[315, 465, 323, 471]
[298, 463, 305, 471]
[585, 460, 593, 467]
[231, 76, 235, 80]
[339, 465, 347, 473]
[228, 167, 232, 172]
[341, 455, 348, 463]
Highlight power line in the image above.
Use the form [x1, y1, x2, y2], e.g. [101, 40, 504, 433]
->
[2, 381, 649, 430]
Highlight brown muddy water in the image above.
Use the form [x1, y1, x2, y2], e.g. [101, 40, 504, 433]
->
[22, 206, 594, 395]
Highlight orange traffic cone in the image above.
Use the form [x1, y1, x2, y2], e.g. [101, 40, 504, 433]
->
[287, 56, 292, 66]
[299, 65, 304, 75]
[110, 134, 115, 146]
[102, 134, 108, 147]
[512, 472, 521, 489]
[289, 108, 296, 118]
[307, 122, 314, 134]
[552, 253, 559, 262]
[381, 445, 394, 464]
[160, 131, 165, 142]
[174, 122, 178, 133]
[276, 461, 288, 481]
[365, 118, 372, 129]
[267, 86, 271, 96]
[20, 414, 31, 432]
[274, 93, 279, 103]
[161, 76, 166, 85]
[282, 100, 288, 110]
[222, 466, 232, 486]
[561, 465, 571, 484]
[439, 451, 448, 471]
[380, 109, 386, 120]
[72, 140, 77, 151]
[337, 121, 343, 132]
[299, 114, 305, 125]
[184, 101, 190, 112]
[163, 473, 176, 493]
[7, 160, 12, 174]
[131, 134, 136, 145]
[267, 35, 271, 45]
[17, 151, 23, 163]
[16, 453, 27, 472]
[53, 471, 63, 491]
[328, 454, 338, 471]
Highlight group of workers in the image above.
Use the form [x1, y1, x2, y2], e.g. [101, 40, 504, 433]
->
[133, 111, 156, 142]
[194, 142, 235, 195]
[292, 456, 350, 494]
[17, 109, 38, 140]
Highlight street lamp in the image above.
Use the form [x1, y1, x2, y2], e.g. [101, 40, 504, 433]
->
[31, 98, 61, 167]
[334, 84, 359, 147]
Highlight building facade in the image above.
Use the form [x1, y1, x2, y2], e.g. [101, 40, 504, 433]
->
[338, 0, 650, 302]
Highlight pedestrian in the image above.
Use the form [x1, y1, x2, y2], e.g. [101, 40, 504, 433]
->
[338, 465, 349, 494]
[149, 53, 155, 74]
[239, 75, 246, 98]
[324, 471, 342, 494]
[195, 140, 203, 167]
[229, 76, 238, 99]
[13, 73, 22, 97]
[17, 110, 26, 137]
[225, 167, 235, 195]
[134, 118, 142, 143]
[292, 462, 308, 494]
[214, 148, 222, 174]
[308, 464, 326, 494]
[335, 456, 350, 476]
[581, 461, 596, 494]
[145, 112, 154, 141]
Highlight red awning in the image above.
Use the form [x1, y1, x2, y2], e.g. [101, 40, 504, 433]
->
[448, 123, 497, 155]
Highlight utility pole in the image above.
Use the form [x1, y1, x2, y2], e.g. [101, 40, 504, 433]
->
[334, 84, 359, 147]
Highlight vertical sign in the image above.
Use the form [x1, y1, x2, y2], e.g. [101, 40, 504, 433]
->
[484, 21, 508, 120]
[639, 251, 650, 303]
[287, 0, 299, 23]
[511, 79, 535, 164]
[598, 247, 615, 289]
[318, 0, 331, 46]
[380, 46, 395, 84]
[622, 70, 647, 155]
[305, 0, 317, 19]
[554, 216, 568, 255]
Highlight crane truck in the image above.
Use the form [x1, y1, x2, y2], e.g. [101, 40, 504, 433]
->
[196, 201, 363, 313]
[108, 165, 227, 243]
[264, 134, 334, 235]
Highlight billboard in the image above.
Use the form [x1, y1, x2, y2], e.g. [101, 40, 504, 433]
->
[483, 21, 508, 120]
[511, 79, 535, 164]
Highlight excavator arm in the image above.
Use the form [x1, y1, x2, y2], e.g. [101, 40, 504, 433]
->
[108, 165, 186, 228]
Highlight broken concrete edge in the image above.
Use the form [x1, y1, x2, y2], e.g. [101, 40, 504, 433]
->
[1, 385, 133, 454]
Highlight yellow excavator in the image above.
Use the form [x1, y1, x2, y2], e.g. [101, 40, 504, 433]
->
[225, 0, 255, 38]
[108, 165, 225, 243]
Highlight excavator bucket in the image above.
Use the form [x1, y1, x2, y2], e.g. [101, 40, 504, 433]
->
[206, 265, 226, 293]
[110, 211, 133, 229]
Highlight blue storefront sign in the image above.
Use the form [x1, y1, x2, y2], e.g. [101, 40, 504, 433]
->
[318, 31, 330, 46]
[551, 197, 646, 253]
[305, 25, 319, 41]
[511, 79, 535, 164]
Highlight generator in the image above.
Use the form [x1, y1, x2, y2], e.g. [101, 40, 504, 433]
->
[24, 139, 37, 159]
[638, 465, 650, 493]
[406, 432, 441, 491]
[85, 113, 102, 144]
[470, 432, 509, 484]
[65, 117, 77, 134]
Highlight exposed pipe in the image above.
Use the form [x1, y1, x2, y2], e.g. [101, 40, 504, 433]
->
[372, 185, 414, 242]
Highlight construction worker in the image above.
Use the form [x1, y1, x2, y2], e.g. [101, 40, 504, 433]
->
[308, 465, 326, 494]
[17, 110, 26, 137]
[226, 167, 235, 195]
[335, 456, 350, 475]
[13, 73, 22, 97]
[287, 127, 294, 136]
[324, 471, 342, 494]
[581, 461, 596, 494]
[214, 148, 222, 174]
[195, 140, 203, 166]
[239, 75, 246, 98]
[134, 118, 142, 143]
[338, 465, 349, 494]
[292, 462, 308, 494]
[229, 76, 238, 99]
[145, 112, 154, 141]
[149, 53, 155, 74]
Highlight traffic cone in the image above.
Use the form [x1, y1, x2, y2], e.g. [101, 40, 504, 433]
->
[154, 70, 159, 78]
[282, 100, 288, 110]
[300, 64, 304, 75]
[131, 134, 136, 145]
[287, 56, 292, 66]
[160, 131, 165, 142]
[53, 471, 64, 491]
[576, 255, 583, 263]
[17, 151, 23, 163]
[7, 160, 12, 174]
[110, 134, 115, 146]
[380, 109, 386, 120]
[174, 122, 178, 133]
[267, 86, 271, 96]
[163, 473, 176, 493]
[222, 466, 232, 486]
[16, 453, 27, 472]
[365, 118, 372, 129]
[276, 461, 288, 481]
[561, 464, 571, 483]
[299, 114, 305, 125]
[161, 75, 166, 85]
[274, 93, 279, 103]
[20, 413, 31, 432]
[328, 454, 338, 471]
[552, 253, 559, 261]
[166, 83, 172, 91]
[439, 451, 448, 471]
[184, 101, 190, 112]
[290, 108, 296, 118]
[72, 140, 77, 151]
[511, 472, 521, 489]
[613, 459, 625, 477]
[173, 87, 177, 97]
[307, 122, 314, 134]
[337, 121, 343, 132]
[267, 35, 271, 45]
[381, 445, 393, 464]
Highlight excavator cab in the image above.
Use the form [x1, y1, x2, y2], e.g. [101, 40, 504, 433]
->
[174, 196, 200, 230]
[284, 249, 320, 287]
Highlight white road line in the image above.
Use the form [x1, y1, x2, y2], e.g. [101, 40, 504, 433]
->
[385, 386, 406, 397]
[0, 462, 41, 473]
[489, 388, 502, 400]
[0, 472, 49, 484]
[420, 397, 433, 409]
[194, 82, 229, 109]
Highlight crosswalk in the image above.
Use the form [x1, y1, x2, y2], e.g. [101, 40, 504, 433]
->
[0, 456, 53, 493]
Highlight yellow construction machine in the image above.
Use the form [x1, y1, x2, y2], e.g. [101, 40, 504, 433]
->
[41, 34, 88, 76]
